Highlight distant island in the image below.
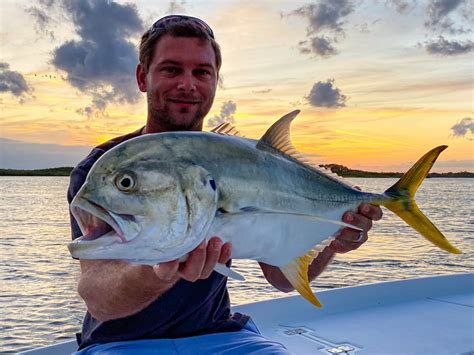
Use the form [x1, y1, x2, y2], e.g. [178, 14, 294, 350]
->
[1, 165, 473, 178]
[320, 164, 474, 178]
[0, 167, 73, 176]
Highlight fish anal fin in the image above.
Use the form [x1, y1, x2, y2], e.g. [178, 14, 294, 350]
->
[280, 247, 323, 308]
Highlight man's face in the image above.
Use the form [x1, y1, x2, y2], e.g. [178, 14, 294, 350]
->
[137, 34, 218, 132]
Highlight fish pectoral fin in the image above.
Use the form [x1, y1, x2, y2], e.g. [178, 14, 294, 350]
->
[213, 263, 245, 281]
[280, 248, 323, 308]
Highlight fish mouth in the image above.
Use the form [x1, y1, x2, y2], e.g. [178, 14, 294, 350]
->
[68, 197, 141, 255]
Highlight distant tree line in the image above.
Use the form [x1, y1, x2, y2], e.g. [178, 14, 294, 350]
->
[0, 165, 472, 177]
[0, 167, 73, 176]
[320, 164, 473, 178]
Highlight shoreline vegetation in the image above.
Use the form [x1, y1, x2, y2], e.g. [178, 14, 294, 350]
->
[0, 165, 472, 178]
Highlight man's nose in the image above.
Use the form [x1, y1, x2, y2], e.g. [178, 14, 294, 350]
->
[177, 73, 196, 92]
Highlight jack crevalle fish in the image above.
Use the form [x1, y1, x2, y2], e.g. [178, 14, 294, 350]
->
[68, 110, 461, 307]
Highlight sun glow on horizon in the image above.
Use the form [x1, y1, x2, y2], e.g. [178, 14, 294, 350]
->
[0, 1, 472, 171]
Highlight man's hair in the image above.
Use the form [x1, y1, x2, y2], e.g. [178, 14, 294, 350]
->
[139, 20, 222, 74]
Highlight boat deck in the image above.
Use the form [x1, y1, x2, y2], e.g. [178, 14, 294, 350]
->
[233, 273, 473, 354]
[19, 273, 474, 355]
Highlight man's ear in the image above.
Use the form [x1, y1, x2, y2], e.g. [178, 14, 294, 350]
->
[136, 63, 147, 92]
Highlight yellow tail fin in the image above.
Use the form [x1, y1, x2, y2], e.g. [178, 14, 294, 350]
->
[380, 145, 461, 254]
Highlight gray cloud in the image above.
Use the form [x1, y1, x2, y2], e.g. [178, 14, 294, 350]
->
[303, 36, 338, 57]
[306, 79, 347, 108]
[451, 117, 474, 139]
[417, 0, 473, 56]
[290, 0, 355, 58]
[0, 62, 33, 99]
[292, 0, 354, 33]
[386, 0, 416, 14]
[423, 36, 473, 55]
[30, 0, 145, 116]
[167, 0, 186, 14]
[425, 0, 463, 30]
[207, 101, 237, 127]
[424, 0, 471, 34]
[26, 0, 59, 39]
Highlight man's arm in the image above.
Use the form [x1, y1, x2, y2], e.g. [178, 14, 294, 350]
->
[78, 237, 232, 321]
[260, 203, 383, 291]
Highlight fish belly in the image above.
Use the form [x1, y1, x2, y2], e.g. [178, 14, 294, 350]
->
[207, 207, 352, 267]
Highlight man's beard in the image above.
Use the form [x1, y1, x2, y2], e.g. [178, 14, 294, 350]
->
[147, 95, 206, 132]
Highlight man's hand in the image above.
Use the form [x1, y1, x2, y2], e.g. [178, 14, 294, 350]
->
[153, 236, 232, 283]
[330, 203, 383, 253]
[79, 237, 231, 321]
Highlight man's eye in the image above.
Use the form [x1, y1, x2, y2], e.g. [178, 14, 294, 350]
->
[195, 69, 212, 76]
[162, 67, 180, 74]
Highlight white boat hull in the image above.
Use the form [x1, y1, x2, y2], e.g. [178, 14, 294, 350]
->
[19, 273, 474, 355]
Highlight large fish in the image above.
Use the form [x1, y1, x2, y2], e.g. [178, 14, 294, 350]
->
[68, 110, 461, 307]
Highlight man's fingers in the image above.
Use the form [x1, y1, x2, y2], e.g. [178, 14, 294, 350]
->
[331, 209, 373, 253]
[154, 237, 232, 284]
[331, 203, 381, 254]
[153, 260, 179, 281]
[343, 211, 373, 234]
[178, 240, 207, 282]
[218, 242, 232, 264]
[359, 203, 383, 221]
[200, 237, 222, 279]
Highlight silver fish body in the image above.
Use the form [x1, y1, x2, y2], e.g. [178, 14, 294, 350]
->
[68, 110, 460, 307]
[70, 132, 374, 263]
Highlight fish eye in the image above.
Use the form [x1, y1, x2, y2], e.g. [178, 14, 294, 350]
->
[115, 172, 136, 192]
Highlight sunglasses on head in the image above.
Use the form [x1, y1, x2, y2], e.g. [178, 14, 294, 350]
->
[149, 15, 215, 39]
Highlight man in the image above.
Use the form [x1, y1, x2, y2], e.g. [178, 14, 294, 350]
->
[68, 15, 382, 354]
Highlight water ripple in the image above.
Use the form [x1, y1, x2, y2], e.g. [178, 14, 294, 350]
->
[0, 176, 472, 353]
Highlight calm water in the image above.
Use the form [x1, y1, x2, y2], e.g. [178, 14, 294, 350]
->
[0, 176, 473, 353]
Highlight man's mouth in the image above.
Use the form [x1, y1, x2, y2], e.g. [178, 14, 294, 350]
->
[168, 98, 201, 105]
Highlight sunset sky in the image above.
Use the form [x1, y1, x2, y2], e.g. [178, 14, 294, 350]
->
[1, 0, 473, 171]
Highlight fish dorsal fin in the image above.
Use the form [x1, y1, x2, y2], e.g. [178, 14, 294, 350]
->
[256, 110, 346, 181]
[256, 109, 300, 153]
[211, 122, 243, 137]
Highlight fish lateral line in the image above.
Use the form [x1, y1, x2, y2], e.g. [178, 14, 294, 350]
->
[216, 209, 364, 231]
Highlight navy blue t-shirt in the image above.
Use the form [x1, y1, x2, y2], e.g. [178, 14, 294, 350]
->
[67, 128, 249, 349]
